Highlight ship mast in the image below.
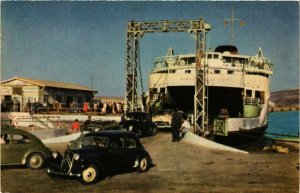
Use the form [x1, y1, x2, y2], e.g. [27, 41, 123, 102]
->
[224, 6, 245, 44]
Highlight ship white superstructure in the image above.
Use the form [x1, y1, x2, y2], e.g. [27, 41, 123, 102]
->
[149, 46, 273, 136]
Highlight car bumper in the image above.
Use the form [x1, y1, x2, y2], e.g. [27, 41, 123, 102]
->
[47, 168, 81, 177]
[154, 121, 171, 128]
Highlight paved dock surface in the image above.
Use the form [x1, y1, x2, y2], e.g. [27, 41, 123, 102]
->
[1, 133, 299, 193]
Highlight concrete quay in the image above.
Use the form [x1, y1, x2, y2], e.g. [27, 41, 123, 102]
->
[2, 132, 299, 193]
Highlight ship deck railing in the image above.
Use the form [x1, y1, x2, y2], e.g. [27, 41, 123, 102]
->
[151, 51, 273, 74]
[151, 61, 273, 75]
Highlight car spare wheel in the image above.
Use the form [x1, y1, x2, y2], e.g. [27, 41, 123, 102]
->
[137, 156, 150, 173]
[26, 153, 45, 169]
[81, 164, 99, 185]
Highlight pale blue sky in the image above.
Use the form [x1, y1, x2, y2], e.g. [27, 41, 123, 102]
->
[2, 1, 299, 96]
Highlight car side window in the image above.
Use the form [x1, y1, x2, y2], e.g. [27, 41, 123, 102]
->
[109, 137, 125, 150]
[125, 137, 137, 149]
[12, 135, 31, 144]
[144, 115, 151, 122]
[93, 137, 109, 148]
[0, 134, 9, 144]
[83, 136, 109, 148]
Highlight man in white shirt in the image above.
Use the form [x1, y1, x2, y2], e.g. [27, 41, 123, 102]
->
[180, 119, 191, 138]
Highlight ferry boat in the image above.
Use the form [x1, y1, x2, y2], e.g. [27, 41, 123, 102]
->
[148, 45, 273, 137]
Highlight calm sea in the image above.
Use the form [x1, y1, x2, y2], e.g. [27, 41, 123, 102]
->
[266, 111, 299, 137]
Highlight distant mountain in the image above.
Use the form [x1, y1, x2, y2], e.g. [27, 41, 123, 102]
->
[270, 89, 299, 107]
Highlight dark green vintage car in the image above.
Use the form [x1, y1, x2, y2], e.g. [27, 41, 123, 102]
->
[1, 127, 51, 169]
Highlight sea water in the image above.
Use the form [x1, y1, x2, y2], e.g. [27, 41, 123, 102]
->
[266, 111, 299, 137]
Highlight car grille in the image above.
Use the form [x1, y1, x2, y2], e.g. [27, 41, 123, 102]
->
[60, 152, 74, 173]
[154, 121, 170, 126]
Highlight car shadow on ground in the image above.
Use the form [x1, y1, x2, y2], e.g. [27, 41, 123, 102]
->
[1, 165, 27, 170]
[107, 161, 156, 179]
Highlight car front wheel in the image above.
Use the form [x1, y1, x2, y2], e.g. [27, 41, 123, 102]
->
[81, 164, 99, 185]
[26, 153, 45, 169]
[137, 155, 150, 173]
[152, 127, 157, 136]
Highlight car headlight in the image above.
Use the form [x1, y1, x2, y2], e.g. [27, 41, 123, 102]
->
[129, 126, 133, 131]
[73, 153, 80, 161]
[52, 151, 59, 158]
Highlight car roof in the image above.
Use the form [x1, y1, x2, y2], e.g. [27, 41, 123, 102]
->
[2, 127, 30, 135]
[84, 130, 138, 138]
[1, 127, 41, 141]
[83, 124, 103, 128]
[124, 111, 149, 115]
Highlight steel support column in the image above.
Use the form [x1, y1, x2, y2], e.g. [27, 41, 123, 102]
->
[192, 24, 208, 134]
[125, 18, 210, 134]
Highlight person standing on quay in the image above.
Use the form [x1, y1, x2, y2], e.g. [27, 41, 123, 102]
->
[66, 119, 80, 134]
[84, 116, 92, 126]
[83, 102, 89, 113]
[171, 108, 182, 142]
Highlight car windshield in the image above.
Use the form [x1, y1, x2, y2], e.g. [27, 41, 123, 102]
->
[123, 113, 151, 122]
[154, 110, 173, 115]
[82, 136, 109, 148]
[123, 114, 140, 121]
[82, 126, 103, 134]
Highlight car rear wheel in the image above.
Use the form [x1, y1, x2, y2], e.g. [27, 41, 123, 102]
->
[81, 164, 99, 185]
[26, 153, 45, 169]
[137, 155, 150, 173]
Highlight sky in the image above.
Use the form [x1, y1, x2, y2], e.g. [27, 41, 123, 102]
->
[1, 1, 299, 96]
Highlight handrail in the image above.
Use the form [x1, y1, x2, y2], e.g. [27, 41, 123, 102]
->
[244, 97, 259, 105]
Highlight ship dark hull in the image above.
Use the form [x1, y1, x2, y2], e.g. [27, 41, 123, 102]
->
[212, 124, 269, 147]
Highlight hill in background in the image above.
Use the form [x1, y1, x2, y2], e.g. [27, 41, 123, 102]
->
[269, 89, 299, 111]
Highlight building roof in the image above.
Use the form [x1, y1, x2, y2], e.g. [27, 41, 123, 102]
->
[1, 76, 97, 93]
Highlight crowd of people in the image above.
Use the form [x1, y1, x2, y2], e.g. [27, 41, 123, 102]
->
[1, 100, 125, 115]
[55, 101, 125, 115]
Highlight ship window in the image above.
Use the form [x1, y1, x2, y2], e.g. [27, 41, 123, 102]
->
[169, 69, 176, 73]
[213, 54, 219, 59]
[150, 88, 158, 93]
[207, 54, 212, 59]
[185, 70, 191, 74]
[246, 90, 252, 97]
[181, 57, 195, 65]
[214, 70, 220, 74]
[228, 70, 234, 74]
[188, 57, 195, 64]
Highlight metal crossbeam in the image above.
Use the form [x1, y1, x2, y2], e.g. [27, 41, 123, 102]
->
[125, 18, 210, 134]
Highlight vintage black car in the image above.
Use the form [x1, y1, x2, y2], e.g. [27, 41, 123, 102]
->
[47, 130, 152, 184]
[119, 112, 157, 137]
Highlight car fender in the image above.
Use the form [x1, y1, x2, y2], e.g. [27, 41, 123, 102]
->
[80, 158, 106, 175]
[138, 151, 151, 161]
[22, 149, 50, 165]
[80, 158, 102, 169]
